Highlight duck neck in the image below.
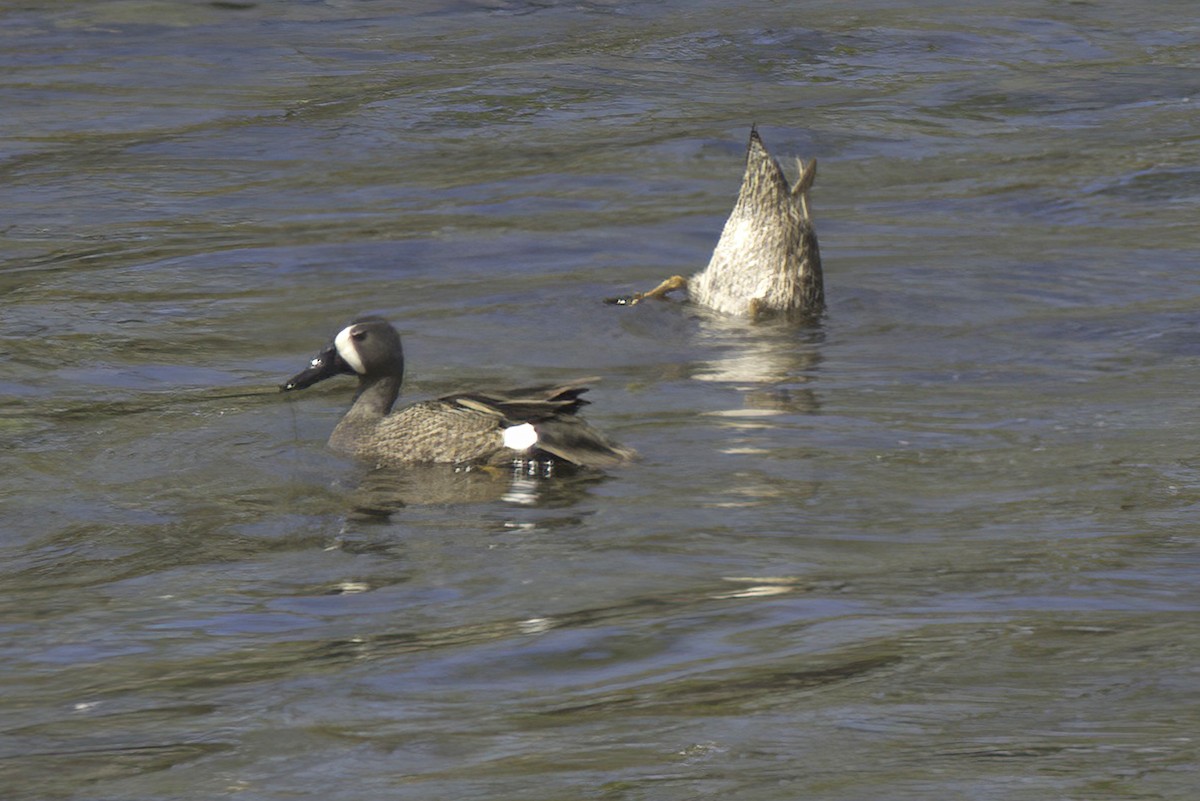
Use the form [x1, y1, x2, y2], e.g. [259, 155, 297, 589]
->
[329, 374, 400, 456]
[348, 374, 401, 420]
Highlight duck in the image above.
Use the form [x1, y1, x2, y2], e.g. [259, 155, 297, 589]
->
[281, 316, 635, 469]
[614, 126, 824, 319]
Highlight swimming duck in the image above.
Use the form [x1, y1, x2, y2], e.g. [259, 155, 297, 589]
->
[281, 316, 635, 469]
[617, 127, 824, 319]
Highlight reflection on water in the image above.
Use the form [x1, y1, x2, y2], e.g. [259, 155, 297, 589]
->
[3, 1, 1200, 799]
[344, 461, 610, 519]
[689, 310, 823, 414]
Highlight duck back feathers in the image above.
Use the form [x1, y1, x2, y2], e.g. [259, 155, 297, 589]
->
[283, 318, 634, 470]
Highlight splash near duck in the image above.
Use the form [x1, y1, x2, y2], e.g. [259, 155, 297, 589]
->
[281, 316, 634, 470]
[615, 127, 824, 320]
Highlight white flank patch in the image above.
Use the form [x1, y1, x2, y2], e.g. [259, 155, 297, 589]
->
[334, 325, 366, 374]
[502, 422, 538, 451]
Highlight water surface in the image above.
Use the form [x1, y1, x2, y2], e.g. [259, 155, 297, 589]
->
[2, 2, 1199, 799]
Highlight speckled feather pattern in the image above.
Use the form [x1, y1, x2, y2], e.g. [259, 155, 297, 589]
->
[688, 130, 824, 318]
[327, 383, 633, 468]
[285, 314, 633, 470]
[331, 400, 507, 466]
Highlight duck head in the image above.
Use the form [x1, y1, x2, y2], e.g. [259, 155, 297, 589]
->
[282, 316, 405, 392]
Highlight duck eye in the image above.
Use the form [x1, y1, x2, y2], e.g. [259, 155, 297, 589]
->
[351, 330, 367, 342]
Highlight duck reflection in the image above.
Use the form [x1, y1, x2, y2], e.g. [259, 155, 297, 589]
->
[344, 460, 607, 520]
[684, 311, 825, 508]
[691, 309, 824, 414]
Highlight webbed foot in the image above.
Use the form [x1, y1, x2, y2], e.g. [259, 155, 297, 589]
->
[605, 275, 688, 306]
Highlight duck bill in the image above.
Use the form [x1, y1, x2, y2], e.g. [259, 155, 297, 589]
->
[281, 344, 349, 391]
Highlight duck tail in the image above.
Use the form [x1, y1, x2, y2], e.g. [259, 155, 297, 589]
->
[531, 418, 637, 469]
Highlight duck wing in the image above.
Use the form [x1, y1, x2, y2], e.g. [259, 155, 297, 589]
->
[526, 416, 636, 468]
[446, 378, 598, 422]
[446, 379, 635, 468]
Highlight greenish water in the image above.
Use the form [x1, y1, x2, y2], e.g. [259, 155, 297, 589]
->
[2, 2, 1199, 799]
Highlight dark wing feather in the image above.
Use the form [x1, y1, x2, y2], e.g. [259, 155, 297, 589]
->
[529, 416, 636, 468]
[445, 379, 598, 423]
[443, 378, 634, 468]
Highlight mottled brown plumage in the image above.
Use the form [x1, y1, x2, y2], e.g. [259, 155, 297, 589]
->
[617, 127, 824, 320]
[282, 317, 634, 469]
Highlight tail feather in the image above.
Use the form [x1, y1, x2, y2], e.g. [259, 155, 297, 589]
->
[531, 417, 637, 469]
[447, 378, 633, 469]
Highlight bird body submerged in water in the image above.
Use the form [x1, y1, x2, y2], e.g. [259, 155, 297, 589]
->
[619, 127, 824, 319]
[282, 317, 635, 470]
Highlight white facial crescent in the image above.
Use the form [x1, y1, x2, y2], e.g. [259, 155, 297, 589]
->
[334, 326, 367, 374]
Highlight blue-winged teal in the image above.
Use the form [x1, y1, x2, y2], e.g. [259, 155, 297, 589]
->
[282, 317, 635, 469]
[619, 127, 823, 319]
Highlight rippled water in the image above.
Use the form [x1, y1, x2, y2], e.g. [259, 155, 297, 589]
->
[3, 2, 1199, 799]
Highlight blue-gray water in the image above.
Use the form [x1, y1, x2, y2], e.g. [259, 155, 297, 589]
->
[2, 2, 1199, 799]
